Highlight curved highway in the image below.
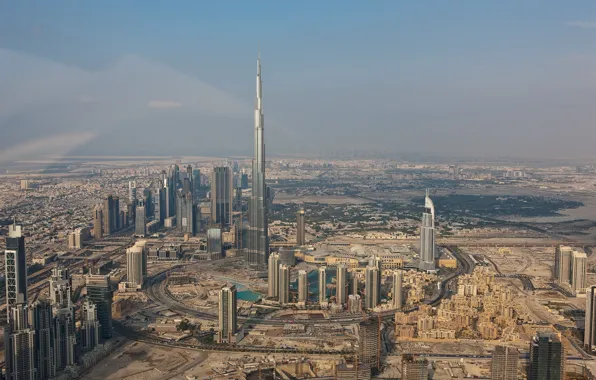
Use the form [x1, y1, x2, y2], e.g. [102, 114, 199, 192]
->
[145, 246, 471, 326]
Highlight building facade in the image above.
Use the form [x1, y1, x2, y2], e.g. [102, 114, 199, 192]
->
[246, 56, 269, 271]
[490, 345, 519, 380]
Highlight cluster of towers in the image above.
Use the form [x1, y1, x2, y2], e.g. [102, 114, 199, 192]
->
[267, 252, 404, 310]
[93, 194, 125, 239]
[4, 221, 110, 380]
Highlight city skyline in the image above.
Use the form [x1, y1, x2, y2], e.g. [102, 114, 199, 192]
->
[2, 2, 596, 161]
[2, 2, 596, 378]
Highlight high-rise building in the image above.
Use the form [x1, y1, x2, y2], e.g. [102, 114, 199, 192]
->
[135, 200, 147, 236]
[126, 240, 147, 288]
[80, 300, 101, 352]
[86, 274, 113, 339]
[296, 208, 306, 246]
[298, 270, 308, 304]
[359, 318, 380, 370]
[393, 270, 403, 309]
[211, 166, 233, 226]
[571, 251, 587, 294]
[207, 228, 222, 259]
[241, 173, 249, 190]
[351, 272, 359, 296]
[102, 195, 120, 235]
[217, 285, 238, 343]
[554, 246, 587, 294]
[267, 253, 280, 298]
[177, 191, 197, 235]
[279, 264, 290, 304]
[246, 55, 269, 271]
[155, 187, 165, 225]
[491, 345, 519, 380]
[528, 332, 564, 380]
[192, 168, 201, 200]
[365, 266, 380, 309]
[401, 354, 429, 380]
[143, 189, 153, 219]
[336, 265, 348, 306]
[68, 227, 89, 249]
[29, 300, 56, 380]
[554, 245, 573, 283]
[49, 267, 71, 309]
[93, 205, 103, 238]
[129, 181, 137, 205]
[419, 189, 436, 271]
[5, 220, 27, 311]
[318, 266, 327, 304]
[53, 308, 76, 371]
[348, 294, 362, 314]
[585, 285, 596, 352]
[4, 304, 36, 380]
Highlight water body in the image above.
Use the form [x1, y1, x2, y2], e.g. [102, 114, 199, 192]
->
[290, 267, 337, 303]
[227, 281, 262, 301]
[237, 289, 261, 301]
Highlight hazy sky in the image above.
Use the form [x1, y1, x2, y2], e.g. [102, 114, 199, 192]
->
[1, 1, 596, 160]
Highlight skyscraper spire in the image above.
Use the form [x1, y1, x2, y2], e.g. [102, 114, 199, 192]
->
[246, 53, 269, 271]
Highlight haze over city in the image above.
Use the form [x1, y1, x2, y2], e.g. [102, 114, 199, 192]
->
[4, 2, 596, 380]
[2, 1, 596, 160]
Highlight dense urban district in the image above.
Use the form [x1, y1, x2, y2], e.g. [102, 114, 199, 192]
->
[2, 60, 596, 380]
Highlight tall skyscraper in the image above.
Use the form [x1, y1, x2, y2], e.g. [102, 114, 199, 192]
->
[365, 266, 380, 309]
[5, 220, 27, 311]
[49, 267, 72, 309]
[49, 267, 76, 371]
[135, 200, 147, 236]
[155, 187, 164, 225]
[192, 168, 201, 201]
[80, 300, 101, 352]
[246, 55, 269, 271]
[359, 318, 380, 370]
[207, 228, 222, 259]
[554, 246, 586, 294]
[86, 274, 113, 339]
[4, 304, 36, 380]
[129, 181, 137, 221]
[211, 166, 233, 226]
[217, 285, 238, 343]
[279, 264, 290, 304]
[585, 285, 596, 352]
[177, 192, 197, 235]
[393, 270, 403, 309]
[401, 354, 429, 380]
[554, 245, 573, 283]
[491, 345, 519, 380]
[318, 266, 327, 304]
[93, 205, 103, 239]
[129, 181, 137, 204]
[102, 195, 120, 235]
[296, 208, 306, 246]
[419, 189, 436, 271]
[267, 253, 280, 298]
[571, 251, 587, 294]
[127, 240, 147, 288]
[143, 188, 153, 219]
[528, 332, 564, 380]
[29, 300, 56, 380]
[298, 270, 308, 304]
[351, 272, 359, 296]
[336, 265, 348, 306]
[53, 308, 76, 371]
